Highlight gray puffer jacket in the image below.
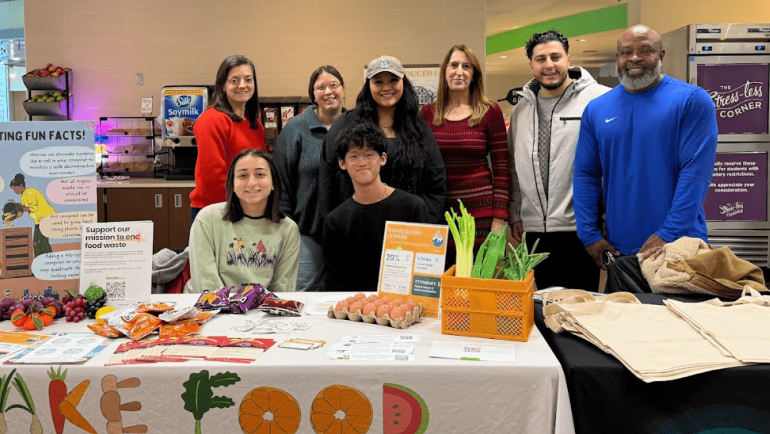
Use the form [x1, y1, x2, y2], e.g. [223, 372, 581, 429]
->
[508, 67, 609, 232]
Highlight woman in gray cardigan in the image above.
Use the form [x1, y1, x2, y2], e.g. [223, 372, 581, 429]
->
[272, 66, 346, 291]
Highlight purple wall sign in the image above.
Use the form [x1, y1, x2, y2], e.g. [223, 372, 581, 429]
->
[698, 64, 768, 135]
[704, 152, 767, 222]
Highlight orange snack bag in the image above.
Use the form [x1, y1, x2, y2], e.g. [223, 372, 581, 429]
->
[108, 312, 162, 341]
[136, 302, 174, 314]
[88, 322, 122, 338]
[193, 310, 218, 324]
[159, 319, 201, 339]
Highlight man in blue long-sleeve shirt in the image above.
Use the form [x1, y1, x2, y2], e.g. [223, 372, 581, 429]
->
[573, 24, 718, 292]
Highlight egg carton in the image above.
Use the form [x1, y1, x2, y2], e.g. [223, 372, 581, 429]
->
[326, 303, 424, 329]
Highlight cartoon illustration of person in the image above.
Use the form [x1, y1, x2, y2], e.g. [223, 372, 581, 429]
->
[9, 173, 55, 257]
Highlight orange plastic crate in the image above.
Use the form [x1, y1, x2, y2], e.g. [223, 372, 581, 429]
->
[440, 265, 534, 342]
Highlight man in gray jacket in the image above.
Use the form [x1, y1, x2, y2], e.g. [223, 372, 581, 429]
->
[508, 30, 609, 290]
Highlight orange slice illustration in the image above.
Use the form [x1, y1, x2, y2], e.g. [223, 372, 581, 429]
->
[310, 385, 373, 434]
[239, 387, 301, 434]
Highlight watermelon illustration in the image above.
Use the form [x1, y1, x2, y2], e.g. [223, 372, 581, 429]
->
[383, 383, 429, 434]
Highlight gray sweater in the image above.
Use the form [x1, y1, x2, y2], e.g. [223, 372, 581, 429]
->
[273, 107, 341, 237]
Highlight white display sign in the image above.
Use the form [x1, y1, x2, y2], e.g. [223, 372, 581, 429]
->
[79, 221, 153, 305]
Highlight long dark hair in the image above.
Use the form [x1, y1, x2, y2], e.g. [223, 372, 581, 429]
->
[308, 65, 344, 105]
[353, 76, 426, 176]
[223, 149, 283, 224]
[209, 55, 260, 129]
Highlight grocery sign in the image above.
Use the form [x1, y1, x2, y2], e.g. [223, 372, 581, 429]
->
[698, 64, 768, 135]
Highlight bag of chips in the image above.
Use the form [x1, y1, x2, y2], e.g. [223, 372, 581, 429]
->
[227, 283, 276, 314]
[194, 287, 233, 311]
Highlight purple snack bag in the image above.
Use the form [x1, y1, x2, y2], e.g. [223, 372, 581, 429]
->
[194, 286, 233, 311]
[227, 284, 277, 314]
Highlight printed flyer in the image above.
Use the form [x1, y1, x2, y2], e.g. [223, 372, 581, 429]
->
[79, 221, 153, 305]
[0, 121, 97, 301]
[378, 222, 448, 318]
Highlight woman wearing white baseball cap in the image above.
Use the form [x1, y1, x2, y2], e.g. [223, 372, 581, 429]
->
[318, 55, 447, 225]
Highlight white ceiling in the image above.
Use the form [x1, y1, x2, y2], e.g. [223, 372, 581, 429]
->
[486, 0, 626, 75]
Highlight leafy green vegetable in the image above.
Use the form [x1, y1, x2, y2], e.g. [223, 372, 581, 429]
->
[84, 283, 104, 301]
[445, 200, 475, 277]
[497, 232, 549, 281]
[472, 226, 508, 279]
[181, 370, 241, 434]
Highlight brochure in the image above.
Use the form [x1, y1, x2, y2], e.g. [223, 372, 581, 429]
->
[0, 331, 50, 356]
[79, 221, 153, 306]
[378, 222, 448, 318]
[428, 340, 516, 363]
[4, 332, 110, 365]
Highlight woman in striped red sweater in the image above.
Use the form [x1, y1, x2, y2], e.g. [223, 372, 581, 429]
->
[421, 45, 510, 250]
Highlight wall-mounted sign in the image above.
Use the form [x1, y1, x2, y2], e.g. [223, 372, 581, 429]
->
[698, 64, 768, 135]
[704, 152, 767, 222]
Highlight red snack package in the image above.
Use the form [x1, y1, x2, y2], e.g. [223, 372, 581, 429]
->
[257, 299, 304, 317]
[159, 319, 201, 340]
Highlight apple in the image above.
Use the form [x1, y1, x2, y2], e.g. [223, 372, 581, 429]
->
[56, 96, 65, 102]
[48, 66, 56, 72]
[62, 67, 70, 72]
[53, 91, 62, 97]
[51, 72, 60, 77]
[45, 63, 52, 68]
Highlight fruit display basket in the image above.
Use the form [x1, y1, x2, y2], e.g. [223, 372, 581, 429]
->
[23, 98, 69, 116]
[22, 71, 72, 91]
[440, 265, 534, 342]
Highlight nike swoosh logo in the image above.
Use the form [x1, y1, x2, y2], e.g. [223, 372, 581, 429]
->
[605, 117, 618, 123]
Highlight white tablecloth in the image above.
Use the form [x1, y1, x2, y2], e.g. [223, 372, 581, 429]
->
[0, 293, 575, 434]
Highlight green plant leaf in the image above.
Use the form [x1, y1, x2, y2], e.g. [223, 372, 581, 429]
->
[209, 372, 240, 388]
[181, 371, 212, 421]
[208, 396, 235, 409]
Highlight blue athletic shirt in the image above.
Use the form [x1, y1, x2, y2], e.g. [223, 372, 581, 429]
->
[573, 75, 718, 255]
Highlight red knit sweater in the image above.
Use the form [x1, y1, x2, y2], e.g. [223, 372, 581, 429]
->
[190, 108, 266, 209]
[421, 103, 510, 246]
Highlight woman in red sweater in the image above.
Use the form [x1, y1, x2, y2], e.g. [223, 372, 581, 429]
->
[421, 45, 510, 249]
[190, 55, 266, 224]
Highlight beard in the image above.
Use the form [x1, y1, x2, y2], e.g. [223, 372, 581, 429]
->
[539, 71, 568, 91]
[617, 59, 662, 91]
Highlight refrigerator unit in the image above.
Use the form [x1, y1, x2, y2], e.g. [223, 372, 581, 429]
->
[662, 23, 770, 266]
[160, 85, 210, 180]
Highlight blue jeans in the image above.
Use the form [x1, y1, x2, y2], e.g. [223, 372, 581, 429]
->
[297, 235, 324, 291]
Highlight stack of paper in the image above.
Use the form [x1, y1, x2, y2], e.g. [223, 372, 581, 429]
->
[326, 335, 418, 362]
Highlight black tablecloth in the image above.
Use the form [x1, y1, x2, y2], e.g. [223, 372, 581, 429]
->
[534, 294, 770, 434]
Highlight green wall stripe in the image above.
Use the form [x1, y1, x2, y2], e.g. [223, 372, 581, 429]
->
[487, 3, 628, 55]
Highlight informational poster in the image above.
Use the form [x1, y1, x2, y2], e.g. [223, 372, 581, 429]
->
[378, 222, 448, 318]
[79, 221, 153, 305]
[698, 64, 769, 135]
[0, 121, 97, 301]
[704, 152, 768, 221]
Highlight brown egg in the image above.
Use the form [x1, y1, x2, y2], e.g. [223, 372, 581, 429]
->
[391, 299, 404, 307]
[362, 303, 377, 316]
[349, 301, 365, 313]
[390, 306, 406, 320]
[376, 304, 392, 317]
[374, 299, 389, 307]
[405, 299, 419, 311]
[335, 300, 350, 312]
[354, 292, 366, 301]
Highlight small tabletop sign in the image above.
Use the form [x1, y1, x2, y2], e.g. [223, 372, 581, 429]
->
[378, 222, 448, 318]
[141, 97, 153, 116]
[79, 221, 153, 306]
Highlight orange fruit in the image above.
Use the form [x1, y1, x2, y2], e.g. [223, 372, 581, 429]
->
[310, 385, 372, 434]
[11, 310, 26, 327]
[239, 387, 301, 434]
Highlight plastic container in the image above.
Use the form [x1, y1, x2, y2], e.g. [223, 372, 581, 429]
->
[440, 265, 534, 342]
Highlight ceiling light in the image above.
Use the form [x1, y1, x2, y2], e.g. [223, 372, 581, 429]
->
[10, 56, 20, 61]
[499, 55, 508, 59]
[577, 39, 587, 42]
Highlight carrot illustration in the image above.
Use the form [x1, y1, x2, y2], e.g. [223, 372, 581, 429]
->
[5, 373, 43, 434]
[48, 366, 68, 434]
[59, 379, 97, 434]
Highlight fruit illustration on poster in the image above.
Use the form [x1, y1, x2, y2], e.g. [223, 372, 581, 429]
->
[383, 383, 430, 434]
[310, 385, 372, 434]
[238, 387, 301, 434]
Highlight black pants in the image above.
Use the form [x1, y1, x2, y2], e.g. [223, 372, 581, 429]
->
[606, 255, 653, 293]
[525, 231, 600, 291]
